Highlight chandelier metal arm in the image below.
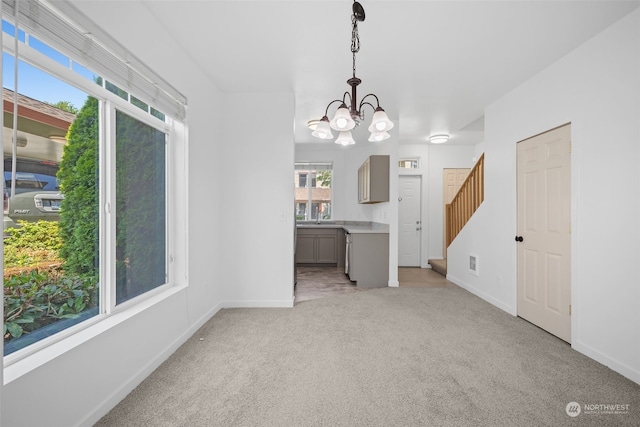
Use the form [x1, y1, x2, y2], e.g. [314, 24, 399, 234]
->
[342, 91, 352, 106]
[358, 93, 381, 114]
[322, 99, 347, 118]
[358, 101, 376, 119]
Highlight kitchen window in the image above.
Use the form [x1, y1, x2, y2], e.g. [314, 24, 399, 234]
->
[295, 163, 332, 221]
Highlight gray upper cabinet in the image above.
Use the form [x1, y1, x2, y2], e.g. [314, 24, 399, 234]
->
[358, 155, 390, 204]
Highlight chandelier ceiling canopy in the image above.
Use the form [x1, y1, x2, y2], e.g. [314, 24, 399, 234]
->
[310, 1, 393, 146]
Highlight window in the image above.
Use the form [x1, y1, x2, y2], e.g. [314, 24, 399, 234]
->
[2, 1, 185, 359]
[115, 110, 167, 304]
[3, 63, 100, 356]
[399, 158, 420, 169]
[295, 163, 332, 221]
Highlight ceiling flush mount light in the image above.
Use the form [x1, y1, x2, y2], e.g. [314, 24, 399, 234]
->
[429, 134, 450, 144]
[310, 1, 393, 145]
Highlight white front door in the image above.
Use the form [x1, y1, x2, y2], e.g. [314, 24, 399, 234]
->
[398, 175, 421, 267]
[517, 124, 571, 343]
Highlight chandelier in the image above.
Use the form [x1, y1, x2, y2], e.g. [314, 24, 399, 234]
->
[310, 1, 393, 145]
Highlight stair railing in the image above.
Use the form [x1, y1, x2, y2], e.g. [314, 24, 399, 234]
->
[446, 153, 484, 247]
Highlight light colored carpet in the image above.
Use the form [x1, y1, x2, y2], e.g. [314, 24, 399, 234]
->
[96, 286, 640, 426]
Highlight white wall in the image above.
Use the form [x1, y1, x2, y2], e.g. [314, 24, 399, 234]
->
[1, 5, 296, 427]
[218, 92, 295, 307]
[448, 9, 640, 384]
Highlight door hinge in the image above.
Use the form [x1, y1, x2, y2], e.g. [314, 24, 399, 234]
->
[569, 305, 572, 316]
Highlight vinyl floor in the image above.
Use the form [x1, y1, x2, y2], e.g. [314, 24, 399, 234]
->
[295, 266, 457, 303]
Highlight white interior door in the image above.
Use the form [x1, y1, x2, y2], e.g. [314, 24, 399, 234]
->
[517, 124, 571, 343]
[398, 175, 421, 267]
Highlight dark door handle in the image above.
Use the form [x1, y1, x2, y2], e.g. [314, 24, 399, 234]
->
[515, 236, 523, 242]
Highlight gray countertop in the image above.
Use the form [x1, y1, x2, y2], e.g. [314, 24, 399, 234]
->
[296, 221, 389, 234]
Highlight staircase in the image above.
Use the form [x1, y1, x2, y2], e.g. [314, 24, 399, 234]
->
[428, 259, 447, 277]
[446, 153, 485, 247]
[431, 154, 485, 277]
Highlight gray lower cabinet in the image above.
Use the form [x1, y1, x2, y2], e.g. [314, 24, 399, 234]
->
[296, 228, 338, 265]
[348, 232, 389, 288]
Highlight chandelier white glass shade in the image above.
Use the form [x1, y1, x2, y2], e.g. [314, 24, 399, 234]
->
[335, 131, 356, 146]
[310, 1, 393, 145]
[311, 118, 334, 140]
[368, 131, 390, 142]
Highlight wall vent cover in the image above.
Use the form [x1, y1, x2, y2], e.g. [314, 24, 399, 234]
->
[469, 254, 479, 276]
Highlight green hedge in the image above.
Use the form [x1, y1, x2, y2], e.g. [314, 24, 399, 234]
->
[4, 221, 62, 267]
[57, 96, 100, 277]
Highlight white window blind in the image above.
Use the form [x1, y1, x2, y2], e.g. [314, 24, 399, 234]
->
[2, 0, 187, 120]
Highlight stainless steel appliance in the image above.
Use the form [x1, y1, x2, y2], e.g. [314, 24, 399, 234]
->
[345, 232, 352, 275]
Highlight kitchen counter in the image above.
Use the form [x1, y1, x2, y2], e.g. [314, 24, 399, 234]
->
[296, 221, 388, 287]
[296, 221, 389, 234]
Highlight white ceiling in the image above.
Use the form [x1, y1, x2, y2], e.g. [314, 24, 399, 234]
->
[68, 0, 639, 146]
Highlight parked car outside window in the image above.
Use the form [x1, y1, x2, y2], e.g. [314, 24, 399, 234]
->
[3, 157, 63, 236]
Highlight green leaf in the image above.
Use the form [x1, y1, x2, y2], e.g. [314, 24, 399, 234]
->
[7, 322, 24, 338]
[14, 315, 35, 324]
[60, 313, 80, 319]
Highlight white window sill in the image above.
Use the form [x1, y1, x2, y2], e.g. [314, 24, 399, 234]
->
[3, 284, 187, 385]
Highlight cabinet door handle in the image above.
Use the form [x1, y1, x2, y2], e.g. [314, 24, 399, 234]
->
[515, 236, 524, 242]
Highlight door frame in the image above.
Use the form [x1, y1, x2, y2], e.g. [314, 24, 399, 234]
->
[398, 174, 423, 267]
[516, 123, 572, 343]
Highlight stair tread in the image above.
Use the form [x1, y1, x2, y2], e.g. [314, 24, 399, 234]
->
[428, 259, 447, 277]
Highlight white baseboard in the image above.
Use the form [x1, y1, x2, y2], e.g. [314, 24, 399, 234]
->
[82, 301, 224, 427]
[448, 274, 640, 386]
[223, 299, 295, 309]
[446, 273, 516, 316]
[572, 341, 640, 385]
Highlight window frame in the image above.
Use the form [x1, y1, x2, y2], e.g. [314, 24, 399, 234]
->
[104, 102, 172, 315]
[295, 162, 333, 222]
[1, 14, 186, 368]
[398, 158, 421, 169]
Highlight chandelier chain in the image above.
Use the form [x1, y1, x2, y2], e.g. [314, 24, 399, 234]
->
[351, 13, 360, 78]
[310, 1, 393, 144]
